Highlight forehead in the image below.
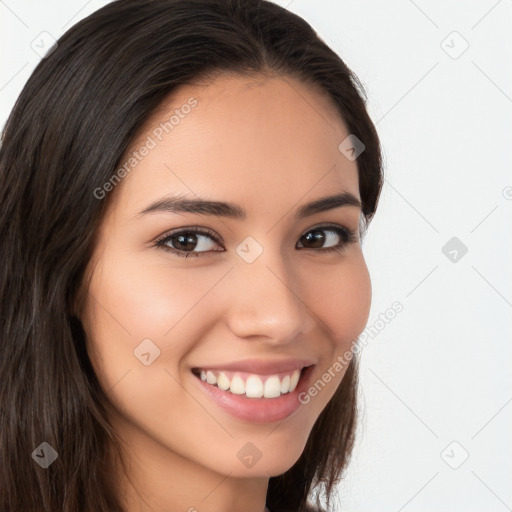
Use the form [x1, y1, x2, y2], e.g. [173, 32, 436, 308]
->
[110, 73, 360, 216]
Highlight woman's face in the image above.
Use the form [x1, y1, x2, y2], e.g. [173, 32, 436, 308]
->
[80, 73, 371, 481]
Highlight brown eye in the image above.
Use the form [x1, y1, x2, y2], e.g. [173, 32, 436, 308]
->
[296, 225, 357, 253]
[300, 229, 327, 249]
[155, 228, 223, 258]
[155, 224, 357, 259]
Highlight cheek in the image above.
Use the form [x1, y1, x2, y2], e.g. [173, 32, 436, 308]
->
[82, 246, 371, 390]
[80, 250, 229, 385]
[80, 257, 164, 387]
[78, 244, 370, 477]
[80, 253, 219, 439]
[85, 252, 216, 340]
[308, 252, 372, 346]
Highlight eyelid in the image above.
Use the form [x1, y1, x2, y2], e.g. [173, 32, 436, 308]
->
[154, 225, 222, 245]
[154, 222, 358, 256]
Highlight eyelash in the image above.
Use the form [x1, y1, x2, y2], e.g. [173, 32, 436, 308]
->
[154, 224, 358, 258]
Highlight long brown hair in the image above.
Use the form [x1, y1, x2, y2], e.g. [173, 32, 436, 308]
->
[0, 1, 383, 510]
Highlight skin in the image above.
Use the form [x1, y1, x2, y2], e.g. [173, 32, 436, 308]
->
[79, 72, 372, 512]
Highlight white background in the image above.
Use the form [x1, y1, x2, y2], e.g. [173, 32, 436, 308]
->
[1, 1, 511, 511]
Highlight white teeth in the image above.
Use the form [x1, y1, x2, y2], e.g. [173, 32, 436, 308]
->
[217, 372, 230, 390]
[197, 367, 305, 398]
[245, 375, 264, 398]
[264, 375, 282, 398]
[289, 369, 300, 392]
[280, 374, 290, 394]
[206, 370, 217, 385]
[229, 375, 246, 395]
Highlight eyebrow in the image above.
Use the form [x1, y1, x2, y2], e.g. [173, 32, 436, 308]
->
[136, 191, 362, 220]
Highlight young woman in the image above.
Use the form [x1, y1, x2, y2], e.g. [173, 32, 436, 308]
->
[0, 1, 383, 511]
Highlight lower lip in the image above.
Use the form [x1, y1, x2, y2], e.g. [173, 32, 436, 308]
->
[193, 365, 315, 423]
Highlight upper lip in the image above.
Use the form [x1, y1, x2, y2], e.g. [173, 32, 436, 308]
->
[192, 358, 316, 375]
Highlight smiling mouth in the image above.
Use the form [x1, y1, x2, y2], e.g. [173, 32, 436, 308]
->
[191, 366, 310, 399]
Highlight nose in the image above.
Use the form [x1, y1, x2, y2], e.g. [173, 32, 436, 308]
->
[224, 249, 317, 345]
